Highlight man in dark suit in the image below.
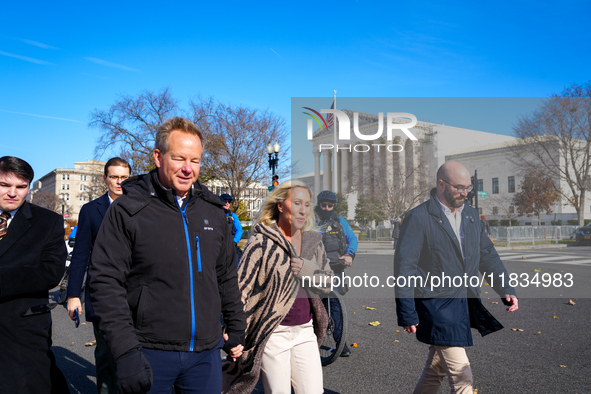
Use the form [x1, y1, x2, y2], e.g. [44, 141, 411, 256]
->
[0, 156, 69, 393]
[66, 157, 131, 394]
[395, 161, 518, 393]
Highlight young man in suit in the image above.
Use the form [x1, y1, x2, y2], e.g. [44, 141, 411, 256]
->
[66, 157, 131, 394]
[0, 156, 69, 393]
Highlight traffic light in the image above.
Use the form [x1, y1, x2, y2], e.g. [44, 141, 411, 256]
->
[272, 174, 279, 188]
[466, 176, 475, 206]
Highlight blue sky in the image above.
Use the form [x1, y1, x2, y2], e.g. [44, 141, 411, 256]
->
[1, 1, 590, 180]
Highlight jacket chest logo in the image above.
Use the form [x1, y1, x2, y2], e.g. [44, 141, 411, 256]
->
[203, 218, 213, 231]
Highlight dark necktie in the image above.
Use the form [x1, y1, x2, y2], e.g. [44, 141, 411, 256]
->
[0, 212, 11, 241]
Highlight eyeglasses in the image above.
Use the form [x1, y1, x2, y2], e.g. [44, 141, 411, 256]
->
[320, 202, 335, 208]
[108, 175, 129, 181]
[441, 179, 473, 193]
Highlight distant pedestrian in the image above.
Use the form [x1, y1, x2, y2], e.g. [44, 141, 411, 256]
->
[481, 215, 491, 236]
[392, 216, 401, 250]
[219, 193, 243, 268]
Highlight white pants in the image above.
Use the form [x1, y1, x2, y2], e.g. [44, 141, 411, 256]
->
[414, 345, 473, 394]
[261, 319, 324, 394]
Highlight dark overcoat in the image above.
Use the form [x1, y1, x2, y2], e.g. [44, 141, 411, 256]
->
[0, 201, 68, 393]
[394, 189, 516, 347]
[67, 193, 109, 321]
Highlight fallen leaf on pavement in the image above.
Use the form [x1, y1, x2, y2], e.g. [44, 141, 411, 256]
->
[394, 340, 399, 342]
[534, 268, 542, 272]
[396, 330, 400, 333]
[352, 343, 359, 347]
[511, 328, 524, 332]
[559, 365, 566, 368]
[85, 340, 96, 347]
[368, 321, 381, 326]
[569, 300, 576, 305]
[491, 301, 498, 304]
[365, 307, 376, 310]
[554, 315, 558, 319]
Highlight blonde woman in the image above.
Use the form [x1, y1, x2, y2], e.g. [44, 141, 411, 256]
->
[223, 180, 332, 394]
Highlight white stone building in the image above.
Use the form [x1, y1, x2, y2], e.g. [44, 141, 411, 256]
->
[447, 140, 590, 224]
[300, 110, 515, 222]
[205, 179, 269, 221]
[31, 160, 106, 220]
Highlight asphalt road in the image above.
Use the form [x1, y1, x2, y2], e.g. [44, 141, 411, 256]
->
[49, 245, 591, 393]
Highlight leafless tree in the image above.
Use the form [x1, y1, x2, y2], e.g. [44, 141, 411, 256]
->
[90, 89, 289, 212]
[486, 194, 520, 224]
[79, 175, 108, 203]
[510, 82, 591, 226]
[188, 99, 289, 214]
[31, 191, 68, 214]
[90, 87, 180, 173]
[372, 135, 433, 220]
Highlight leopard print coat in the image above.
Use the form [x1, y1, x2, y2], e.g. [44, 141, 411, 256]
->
[222, 223, 332, 394]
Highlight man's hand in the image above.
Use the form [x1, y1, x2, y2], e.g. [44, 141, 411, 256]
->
[403, 324, 418, 334]
[338, 254, 353, 267]
[504, 294, 519, 312]
[291, 257, 304, 276]
[116, 347, 152, 394]
[67, 297, 82, 321]
[223, 333, 244, 361]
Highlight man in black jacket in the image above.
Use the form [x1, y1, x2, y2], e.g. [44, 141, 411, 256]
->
[0, 156, 68, 393]
[89, 117, 246, 394]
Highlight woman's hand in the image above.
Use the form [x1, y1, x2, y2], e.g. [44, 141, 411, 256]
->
[291, 257, 304, 276]
[223, 333, 244, 361]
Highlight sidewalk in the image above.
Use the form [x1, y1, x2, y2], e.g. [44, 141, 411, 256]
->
[356, 241, 569, 254]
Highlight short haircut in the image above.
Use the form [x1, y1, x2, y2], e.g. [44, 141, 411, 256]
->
[104, 157, 132, 176]
[155, 117, 204, 155]
[0, 156, 34, 184]
[256, 179, 316, 233]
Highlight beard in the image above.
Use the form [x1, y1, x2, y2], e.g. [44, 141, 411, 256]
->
[443, 185, 465, 208]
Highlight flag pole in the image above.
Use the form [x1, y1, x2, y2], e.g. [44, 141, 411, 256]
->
[332, 90, 338, 193]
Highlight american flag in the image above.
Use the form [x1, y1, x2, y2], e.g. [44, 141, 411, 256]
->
[326, 98, 335, 128]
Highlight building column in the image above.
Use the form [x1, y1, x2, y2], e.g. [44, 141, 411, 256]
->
[314, 150, 321, 198]
[354, 149, 364, 195]
[341, 147, 350, 193]
[323, 149, 332, 191]
[335, 150, 342, 194]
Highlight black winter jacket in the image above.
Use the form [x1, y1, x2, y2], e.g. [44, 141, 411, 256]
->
[89, 170, 246, 360]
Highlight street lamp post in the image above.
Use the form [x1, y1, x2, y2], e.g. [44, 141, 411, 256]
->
[267, 142, 280, 190]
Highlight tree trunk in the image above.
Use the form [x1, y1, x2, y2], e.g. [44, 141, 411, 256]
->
[578, 190, 586, 226]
